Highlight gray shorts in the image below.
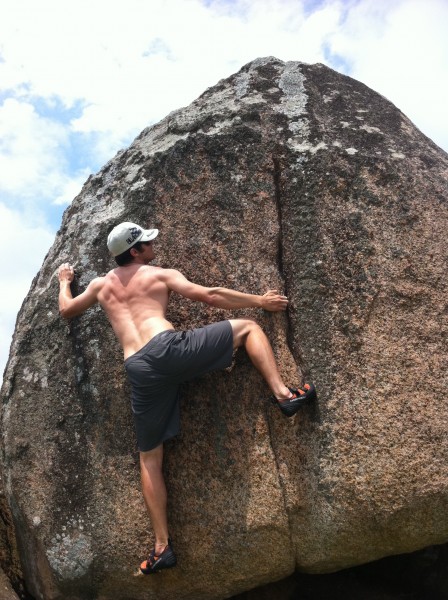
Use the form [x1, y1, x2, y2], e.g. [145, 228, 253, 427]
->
[124, 320, 233, 452]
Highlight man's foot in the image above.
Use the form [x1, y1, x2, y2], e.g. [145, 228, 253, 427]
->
[271, 383, 317, 417]
[140, 539, 177, 574]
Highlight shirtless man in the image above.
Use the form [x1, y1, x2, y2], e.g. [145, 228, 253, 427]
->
[58, 221, 316, 574]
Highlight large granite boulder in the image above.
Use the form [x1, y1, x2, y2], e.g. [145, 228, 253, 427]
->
[1, 57, 447, 600]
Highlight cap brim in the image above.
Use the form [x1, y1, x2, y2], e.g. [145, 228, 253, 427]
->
[140, 229, 159, 242]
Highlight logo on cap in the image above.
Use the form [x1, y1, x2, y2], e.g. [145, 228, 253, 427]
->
[126, 227, 142, 246]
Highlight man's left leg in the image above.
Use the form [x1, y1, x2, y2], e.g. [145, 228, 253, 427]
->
[229, 318, 293, 399]
[229, 318, 316, 414]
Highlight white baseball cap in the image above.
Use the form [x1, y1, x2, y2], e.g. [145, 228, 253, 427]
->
[107, 222, 159, 257]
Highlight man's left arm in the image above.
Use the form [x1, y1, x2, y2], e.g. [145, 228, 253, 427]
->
[207, 287, 289, 311]
[162, 269, 288, 312]
[58, 263, 102, 319]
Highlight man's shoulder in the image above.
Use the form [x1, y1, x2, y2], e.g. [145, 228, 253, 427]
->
[148, 266, 180, 278]
[89, 273, 108, 289]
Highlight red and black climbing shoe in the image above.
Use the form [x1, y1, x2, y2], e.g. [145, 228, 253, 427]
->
[271, 383, 317, 417]
[140, 539, 177, 575]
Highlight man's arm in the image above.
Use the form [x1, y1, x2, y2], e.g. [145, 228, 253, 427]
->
[58, 263, 102, 319]
[162, 269, 288, 312]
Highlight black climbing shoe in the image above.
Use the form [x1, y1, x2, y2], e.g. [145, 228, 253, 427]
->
[140, 539, 177, 574]
[271, 383, 317, 417]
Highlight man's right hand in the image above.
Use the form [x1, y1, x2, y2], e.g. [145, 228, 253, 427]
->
[58, 263, 75, 284]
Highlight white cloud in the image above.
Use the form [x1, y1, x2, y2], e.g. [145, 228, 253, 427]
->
[0, 99, 63, 193]
[0, 97, 87, 204]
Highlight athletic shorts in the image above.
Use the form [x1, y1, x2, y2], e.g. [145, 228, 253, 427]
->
[124, 320, 233, 452]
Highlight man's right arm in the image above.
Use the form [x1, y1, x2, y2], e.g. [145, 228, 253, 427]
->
[58, 263, 102, 319]
[161, 269, 288, 312]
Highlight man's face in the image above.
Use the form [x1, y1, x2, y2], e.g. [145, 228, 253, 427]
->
[140, 240, 155, 262]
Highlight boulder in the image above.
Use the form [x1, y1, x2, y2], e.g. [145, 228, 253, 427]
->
[1, 57, 447, 600]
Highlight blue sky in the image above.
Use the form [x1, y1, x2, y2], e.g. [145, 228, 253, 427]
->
[1, 0, 448, 381]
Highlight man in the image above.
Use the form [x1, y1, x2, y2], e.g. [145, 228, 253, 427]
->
[58, 221, 316, 574]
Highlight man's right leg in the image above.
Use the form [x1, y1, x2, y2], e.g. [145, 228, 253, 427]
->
[139, 444, 170, 556]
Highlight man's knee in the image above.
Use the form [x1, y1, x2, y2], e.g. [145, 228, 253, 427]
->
[229, 318, 260, 348]
[140, 444, 163, 469]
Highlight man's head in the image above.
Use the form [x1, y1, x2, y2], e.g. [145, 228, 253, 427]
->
[107, 222, 159, 266]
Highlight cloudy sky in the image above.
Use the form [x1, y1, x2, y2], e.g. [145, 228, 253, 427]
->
[1, 0, 447, 381]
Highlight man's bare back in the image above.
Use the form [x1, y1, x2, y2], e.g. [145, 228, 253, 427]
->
[96, 265, 175, 359]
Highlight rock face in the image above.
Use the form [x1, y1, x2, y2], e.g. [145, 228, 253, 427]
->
[1, 57, 448, 599]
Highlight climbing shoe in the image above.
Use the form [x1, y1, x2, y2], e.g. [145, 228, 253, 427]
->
[271, 383, 317, 417]
[140, 539, 177, 575]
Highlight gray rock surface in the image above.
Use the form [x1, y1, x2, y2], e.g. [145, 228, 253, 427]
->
[1, 57, 447, 599]
[0, 568, 19, 600]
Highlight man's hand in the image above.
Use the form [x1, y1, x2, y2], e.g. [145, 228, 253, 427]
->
[58, 263, 75, 284]
[57, 264, 102, 319]
[261, 290, 288, 312]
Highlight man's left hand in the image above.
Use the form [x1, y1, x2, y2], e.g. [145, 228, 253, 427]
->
[261, 290, 288, 311]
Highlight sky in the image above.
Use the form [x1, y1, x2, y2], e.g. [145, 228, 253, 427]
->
[1, 0, 447, 382]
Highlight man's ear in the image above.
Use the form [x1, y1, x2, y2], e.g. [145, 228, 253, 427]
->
[130, 247, 139, 257]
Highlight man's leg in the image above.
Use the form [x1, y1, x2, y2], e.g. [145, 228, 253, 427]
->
[139, 444, 170, 556]
[229, 319, 292, 400]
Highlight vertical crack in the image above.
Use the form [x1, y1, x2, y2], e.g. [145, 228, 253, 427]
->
[272, 155, 302, 369]
[272, 156, 285, 284]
